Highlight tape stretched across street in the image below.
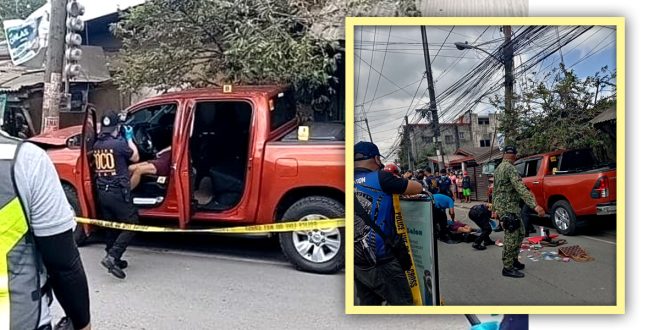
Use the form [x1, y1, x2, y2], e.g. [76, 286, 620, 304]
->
[75, 217, 345, 234]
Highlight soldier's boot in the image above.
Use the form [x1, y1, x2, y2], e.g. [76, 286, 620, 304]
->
[513, 260, 525, 270]
[502, 267, 525, 278]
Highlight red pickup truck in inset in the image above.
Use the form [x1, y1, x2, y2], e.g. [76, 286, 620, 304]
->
[29, 86, 345, 274]
[514, 149, 616, 235]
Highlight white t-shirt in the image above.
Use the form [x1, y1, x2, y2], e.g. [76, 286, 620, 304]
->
[11, 140, 77, 327]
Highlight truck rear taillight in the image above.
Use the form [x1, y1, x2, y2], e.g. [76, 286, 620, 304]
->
[591, 176, 609, 199]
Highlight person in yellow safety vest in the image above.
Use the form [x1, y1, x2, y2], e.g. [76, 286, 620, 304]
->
[0, 130, 91, 330]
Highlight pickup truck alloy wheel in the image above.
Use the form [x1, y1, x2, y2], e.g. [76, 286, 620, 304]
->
[278, 196, 345, 274]
[292, 214, 342, 263]
[550, 200, 578, 235]
[554, 208, 570, 231]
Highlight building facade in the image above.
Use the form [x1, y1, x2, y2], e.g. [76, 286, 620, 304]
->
[398, 112, 500, 170]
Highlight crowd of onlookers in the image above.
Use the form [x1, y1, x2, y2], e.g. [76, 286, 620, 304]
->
[399, 167, 472, 203]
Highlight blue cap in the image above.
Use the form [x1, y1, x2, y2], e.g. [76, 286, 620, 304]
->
[354, 141, 383, 160]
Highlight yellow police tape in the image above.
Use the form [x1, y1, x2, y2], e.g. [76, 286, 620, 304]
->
[75, 217, 345, 234]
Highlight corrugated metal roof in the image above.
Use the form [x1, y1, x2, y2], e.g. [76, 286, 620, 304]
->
[455, 146, 492, 157]
[473, 148, 503, 164]
[448, 155, 474, 165]
[590, 106, 616, 124]
[0, 71, 44, 92]
[0, 46, 110, 92]
[453, 146, 502, 164]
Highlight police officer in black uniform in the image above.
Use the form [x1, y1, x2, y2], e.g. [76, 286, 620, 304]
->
[92, 112, 139, 279]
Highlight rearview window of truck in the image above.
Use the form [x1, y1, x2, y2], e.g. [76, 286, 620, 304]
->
[559, 149, 596, 172]
[271, 91, 296, 131]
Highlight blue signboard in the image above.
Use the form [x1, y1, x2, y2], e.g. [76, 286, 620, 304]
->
[3, 15, 43, 65]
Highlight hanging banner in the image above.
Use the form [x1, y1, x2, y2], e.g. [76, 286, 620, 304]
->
[400, 196, 440, 306]
[2, 3, 49, 65]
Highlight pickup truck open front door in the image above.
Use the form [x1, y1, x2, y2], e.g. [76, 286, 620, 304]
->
[79, 105, 98, 219]
[171, 100, 194, 228]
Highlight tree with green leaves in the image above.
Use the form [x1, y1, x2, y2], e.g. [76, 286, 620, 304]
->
[490, 64, 616, 160]
[0, 0, 45, 39]
[112, 0, 418, 117]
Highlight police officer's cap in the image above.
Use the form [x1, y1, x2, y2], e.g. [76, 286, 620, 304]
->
[354, 141, 383, 161]
[503, 145, 517, 155]
[100, 112, 120, 133]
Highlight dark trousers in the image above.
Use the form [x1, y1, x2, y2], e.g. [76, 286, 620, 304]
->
[474, 223, 493, 246]
[355, 259, 413, 306]
[521, 204, 536, 235]
[97, 187, 139, 259]
[432, 206, 450, 238]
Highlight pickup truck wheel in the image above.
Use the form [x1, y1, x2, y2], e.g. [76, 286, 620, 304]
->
[551, 200, 578, 235]
[278, 196, 344, 274]
[62, 184, 88, 246]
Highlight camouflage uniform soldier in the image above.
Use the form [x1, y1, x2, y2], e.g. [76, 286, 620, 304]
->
[493, 146, 546, 278]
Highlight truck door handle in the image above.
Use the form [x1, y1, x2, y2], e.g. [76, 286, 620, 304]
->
[532, 181, 540, 184]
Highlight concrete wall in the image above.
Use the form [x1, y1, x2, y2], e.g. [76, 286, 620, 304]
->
[470, 113, 500, 147]
[405, 123, 473, 163]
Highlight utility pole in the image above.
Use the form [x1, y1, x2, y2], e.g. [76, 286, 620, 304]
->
[404, 115, 412, 171]
[421, 26, 445, 170]
[357, 106, 374, 143]
[364, 117, 374, 143]
[41, 0, 68, 133]
[503, 25, 514, 145]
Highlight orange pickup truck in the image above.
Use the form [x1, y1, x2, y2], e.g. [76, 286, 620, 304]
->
[29, 86, 345, 274]
[515, 149, 616, 235]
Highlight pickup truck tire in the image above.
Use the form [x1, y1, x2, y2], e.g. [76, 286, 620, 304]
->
[550, 200, 578, 235]
[63, 184, 89, 246]
[278, 196, 344, 274]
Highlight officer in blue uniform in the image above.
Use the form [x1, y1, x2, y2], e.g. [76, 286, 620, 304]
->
[92, 112, 139, 279]
[353, 141, 423, 305]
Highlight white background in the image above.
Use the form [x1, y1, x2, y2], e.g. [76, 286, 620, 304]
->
[529, 0, 657, 329]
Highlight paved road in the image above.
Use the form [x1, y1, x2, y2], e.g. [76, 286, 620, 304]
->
[438, 206, 616, 305]
[52, 233, 471, 329]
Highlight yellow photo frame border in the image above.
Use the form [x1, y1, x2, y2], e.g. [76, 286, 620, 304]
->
[345, 16, 625, 314]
